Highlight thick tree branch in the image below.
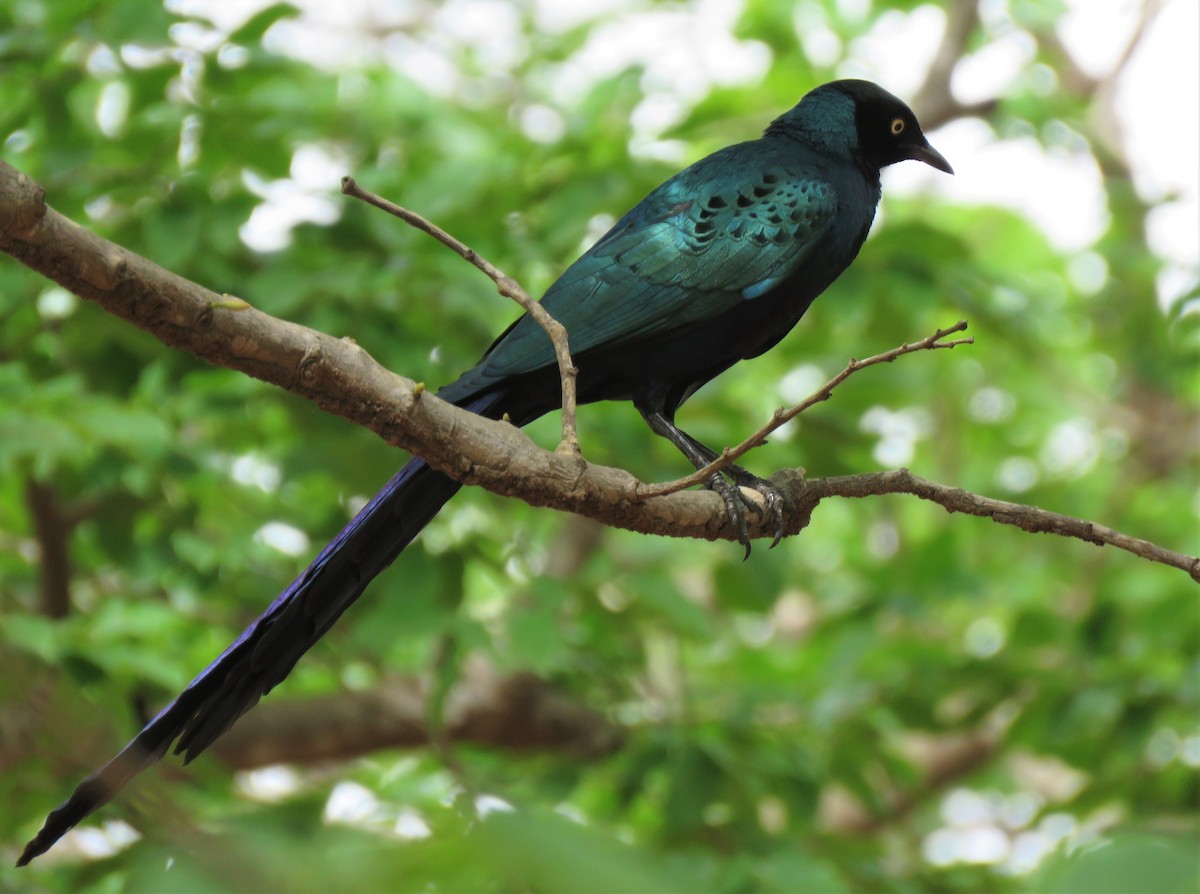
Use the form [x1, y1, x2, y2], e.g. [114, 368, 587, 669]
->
[1, 158, 1195, 581]
[209, 667, 622, 770]
[0, 158, 743, 542]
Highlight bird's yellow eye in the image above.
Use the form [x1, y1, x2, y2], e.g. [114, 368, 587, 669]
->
[890, 117, 905, 135]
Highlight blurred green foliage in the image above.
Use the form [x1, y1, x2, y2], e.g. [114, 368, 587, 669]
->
[1, 0, 1196, 892]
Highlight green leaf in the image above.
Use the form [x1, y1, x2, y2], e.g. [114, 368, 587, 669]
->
[227, 2, 300, 44]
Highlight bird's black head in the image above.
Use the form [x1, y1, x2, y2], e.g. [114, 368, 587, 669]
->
[771, 79, 953, 177]
[827, 79, 953, 175]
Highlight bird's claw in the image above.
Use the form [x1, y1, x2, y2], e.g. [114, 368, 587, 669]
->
[707, 472, 752, 558]
[706, 470, 787, 558]
[757, 485, 786, 549]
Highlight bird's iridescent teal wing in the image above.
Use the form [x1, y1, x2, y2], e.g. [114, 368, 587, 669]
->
[479, 152, 837, 378]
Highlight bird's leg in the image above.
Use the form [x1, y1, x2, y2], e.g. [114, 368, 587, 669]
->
[676, 429, 788, 547]
[637, 407, 786, 556]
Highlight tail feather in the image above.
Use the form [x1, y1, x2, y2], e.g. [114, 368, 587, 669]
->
[18, 390, 502, 866]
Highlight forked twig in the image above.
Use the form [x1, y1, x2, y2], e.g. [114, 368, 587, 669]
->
[638, 321, 973, 498]
[341, 176, 581, 457]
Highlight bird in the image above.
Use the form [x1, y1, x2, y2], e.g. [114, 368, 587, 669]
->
[18, 78, 951, 866]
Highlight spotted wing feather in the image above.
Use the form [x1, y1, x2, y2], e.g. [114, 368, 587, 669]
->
[480, 154, 837, 379]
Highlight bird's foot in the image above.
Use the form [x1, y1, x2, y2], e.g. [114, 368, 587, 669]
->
[706, 467, 787, 558]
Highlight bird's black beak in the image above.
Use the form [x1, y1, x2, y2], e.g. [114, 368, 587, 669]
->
[908, 138, 953, 175]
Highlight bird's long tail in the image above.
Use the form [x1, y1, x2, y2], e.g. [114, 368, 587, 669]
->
[18, 389, 504, 866]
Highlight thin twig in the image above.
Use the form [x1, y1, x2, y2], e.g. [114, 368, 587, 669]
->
[638, 321, 973, 498]
[341, 176, 581, 457]
[801, 469, 1200, 583]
